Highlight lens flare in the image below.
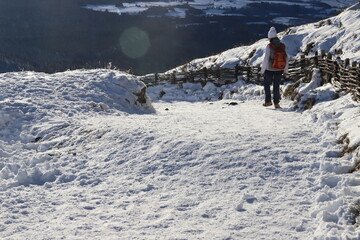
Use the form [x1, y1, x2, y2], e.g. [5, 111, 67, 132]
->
[119, 27, 151, 59]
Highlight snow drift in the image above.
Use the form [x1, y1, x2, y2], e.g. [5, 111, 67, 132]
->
[0, 69, 154, 190]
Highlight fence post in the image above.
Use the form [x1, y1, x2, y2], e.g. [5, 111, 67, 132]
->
[256, 65, 261, 84]
[246, 67, 251, 82]
[170, 71, 176, 84]
[214, 67, 221, 86]
[320, 49, 326, 59]
[189, 71, 195, 83]
[235, 64, 239, 81]
[238, 65, 244, 80]
[203, 67, 208, 80]
[201, 67, 207, 86]
[349, 61, 360, 101]
[300, 54, 306, 70]
[345, 58, 350, 68]
[313, 51, 319, 67]
[313, 52, 319, 67]
[333, 59, 340, 83]
[155, 73, 159, 84]
[352, 61, 359, 84]
[324, 53, 333, 84]
[356, 62, 360, 87]
[326, 53, 333, 60]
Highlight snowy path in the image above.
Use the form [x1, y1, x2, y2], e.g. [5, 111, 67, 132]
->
[1, 99, 328, 239]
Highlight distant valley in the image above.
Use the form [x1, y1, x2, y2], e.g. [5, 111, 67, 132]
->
[0, 0, 357, 74]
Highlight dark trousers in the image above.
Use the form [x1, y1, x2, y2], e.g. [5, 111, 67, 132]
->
[264, 70, 282, 104]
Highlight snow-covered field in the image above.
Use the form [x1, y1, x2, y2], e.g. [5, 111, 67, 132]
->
[0, 67, 359, 239]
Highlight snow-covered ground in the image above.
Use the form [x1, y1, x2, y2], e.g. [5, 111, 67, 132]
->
[0, 67, 359, 239]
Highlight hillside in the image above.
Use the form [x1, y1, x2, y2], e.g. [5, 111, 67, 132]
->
[170, 3, 360, 72]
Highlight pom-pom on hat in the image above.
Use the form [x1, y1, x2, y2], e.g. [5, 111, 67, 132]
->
[268, 26, 277, 39]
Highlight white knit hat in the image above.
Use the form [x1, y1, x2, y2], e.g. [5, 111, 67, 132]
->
[268, 26, 277, 39]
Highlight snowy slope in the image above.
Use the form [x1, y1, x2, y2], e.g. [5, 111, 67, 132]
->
[170, 3, 360, 72]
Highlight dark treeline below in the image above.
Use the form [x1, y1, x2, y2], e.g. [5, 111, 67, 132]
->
[0, 0, 338, 75]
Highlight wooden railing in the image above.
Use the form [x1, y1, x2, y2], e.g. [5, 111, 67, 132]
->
[140, 51, 360, 101]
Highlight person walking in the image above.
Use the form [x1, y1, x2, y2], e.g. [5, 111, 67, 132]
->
[260, 26, 289, 109]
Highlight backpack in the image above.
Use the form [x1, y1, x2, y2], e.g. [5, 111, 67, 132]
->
[269, 43, 287, 70]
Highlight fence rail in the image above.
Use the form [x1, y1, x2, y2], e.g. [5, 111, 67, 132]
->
[140, 51, 360, 101]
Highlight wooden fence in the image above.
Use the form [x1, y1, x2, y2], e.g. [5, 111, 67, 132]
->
[316, 52, 360, 100]
[140, 65, 259, 86]
[140, 51, 360, 101]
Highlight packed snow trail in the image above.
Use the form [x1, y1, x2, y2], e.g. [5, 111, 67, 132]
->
[1, 99, 330, 239]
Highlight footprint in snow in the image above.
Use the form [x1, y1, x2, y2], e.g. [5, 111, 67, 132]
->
[83, 206, 96, 210]
[236, 194, 257, 212]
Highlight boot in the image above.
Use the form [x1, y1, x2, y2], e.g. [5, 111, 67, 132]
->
[263, 101, 272, 107]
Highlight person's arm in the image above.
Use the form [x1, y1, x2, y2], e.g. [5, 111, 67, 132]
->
[260, 45, 270, 76]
